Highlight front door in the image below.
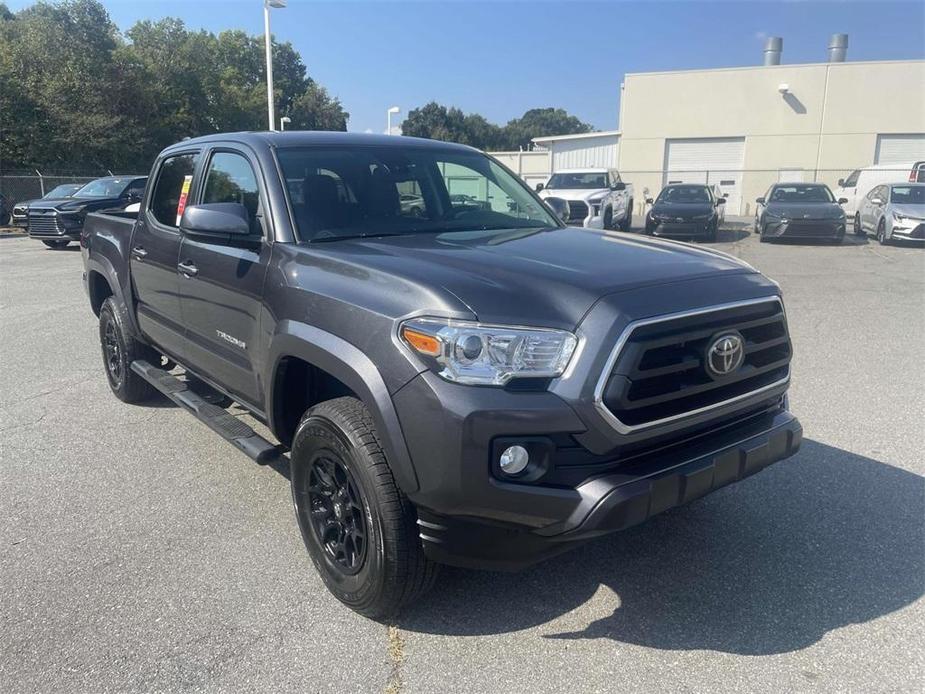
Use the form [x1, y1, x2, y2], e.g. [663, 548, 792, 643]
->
[177, 148, 271, 412]
[130, 152, 199, 362]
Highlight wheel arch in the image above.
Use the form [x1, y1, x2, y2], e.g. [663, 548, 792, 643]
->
[267, 320, 420, 494]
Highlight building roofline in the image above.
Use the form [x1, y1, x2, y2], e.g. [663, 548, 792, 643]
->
[624, 58, 925, 79]
[532, 129, 621, 145]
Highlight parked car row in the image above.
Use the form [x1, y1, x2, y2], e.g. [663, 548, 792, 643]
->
[18, 175, 147, 248]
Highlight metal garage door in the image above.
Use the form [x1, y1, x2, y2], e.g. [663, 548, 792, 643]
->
[552, 135, 620, 170]
[875, 134, 925, 164]
[663, 138, 746, 214]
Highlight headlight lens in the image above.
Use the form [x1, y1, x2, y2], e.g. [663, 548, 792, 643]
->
[400, 317, 578, 385]
[893, 212, 905, 222]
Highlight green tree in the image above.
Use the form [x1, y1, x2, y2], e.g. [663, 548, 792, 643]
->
[401, 103, 592, 151]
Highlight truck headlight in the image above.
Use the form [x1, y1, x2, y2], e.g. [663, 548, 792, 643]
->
[400, 317, 578, 385]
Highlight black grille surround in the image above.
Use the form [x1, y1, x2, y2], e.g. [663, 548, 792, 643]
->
[566, 200, 589, 223]
[594, 297, 791, 433]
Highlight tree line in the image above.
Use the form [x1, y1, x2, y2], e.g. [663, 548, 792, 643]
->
[0, 0, 348, 172]
[402, 103, 593, 152]
[0, 1, 595, 174]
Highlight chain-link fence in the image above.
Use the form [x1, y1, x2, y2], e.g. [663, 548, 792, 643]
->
[0, 170, 109, 206]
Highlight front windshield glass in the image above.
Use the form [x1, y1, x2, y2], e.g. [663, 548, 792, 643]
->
[73, 178, 130, 199]
[276, 146, 559, 242]
[658, 186, 711, 203]
[770, 184, 834, 203]
[545, 172, 607, 189]
[890, 185, 925, 205]
[43, 184, 81, 199]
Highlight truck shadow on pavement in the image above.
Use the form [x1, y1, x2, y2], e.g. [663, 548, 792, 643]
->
[396, 440, 924, 655]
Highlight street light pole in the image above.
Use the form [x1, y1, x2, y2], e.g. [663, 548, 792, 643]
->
[263, 0, 287, 131]
[387, 106, 401, 136]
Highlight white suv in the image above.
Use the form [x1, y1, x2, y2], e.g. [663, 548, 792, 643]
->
[537, 169, 634, 231]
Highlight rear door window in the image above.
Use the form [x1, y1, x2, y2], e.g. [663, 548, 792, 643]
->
[148, 154, 198, 228]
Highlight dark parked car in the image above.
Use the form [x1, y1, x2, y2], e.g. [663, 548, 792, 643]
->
[82, 132, 800, 618]
[644, 184, 725, 241]
[27, 175, 146, 248]
[755, 183, 847, 243]
[0, 192, 11, 226]
[11, 183, 84, 228]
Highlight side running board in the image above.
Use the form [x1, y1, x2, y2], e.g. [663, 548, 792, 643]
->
[131, 360, 281, 465]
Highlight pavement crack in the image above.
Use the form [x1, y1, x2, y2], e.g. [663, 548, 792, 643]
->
[384, 624, 405, 694]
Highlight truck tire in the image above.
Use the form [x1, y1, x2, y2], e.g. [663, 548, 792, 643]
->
[619, 200, 633, 231]
[290, 397, 438, 619]
[42, 240, 69, 249]
[99, 297, 157, 404]
[602, 207, 613, 230]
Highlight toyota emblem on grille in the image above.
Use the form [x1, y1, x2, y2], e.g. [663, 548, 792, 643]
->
[705, 331, 745, 378]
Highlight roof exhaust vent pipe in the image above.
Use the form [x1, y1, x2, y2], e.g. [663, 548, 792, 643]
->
[828, 33, 848, 62]
[763, 36, 783, 66]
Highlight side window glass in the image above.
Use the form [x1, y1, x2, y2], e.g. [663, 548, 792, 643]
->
[844, 170, 860, 188]
[149, 154, 198, 228]
[202, 152, 262, 234]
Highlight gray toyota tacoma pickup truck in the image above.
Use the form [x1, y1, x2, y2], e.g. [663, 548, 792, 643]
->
[82, 132, 801, 618]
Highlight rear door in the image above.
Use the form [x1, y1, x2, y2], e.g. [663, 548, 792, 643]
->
[177, 146, 272, 412]
[130, 151, 200, 361]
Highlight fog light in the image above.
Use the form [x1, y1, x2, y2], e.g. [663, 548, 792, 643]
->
[499, 445, 529, 475]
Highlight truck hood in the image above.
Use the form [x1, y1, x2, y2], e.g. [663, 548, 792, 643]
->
[28, 196, 124, 212]
[317, 226, 758, 329]
[539, 188, 609, 202]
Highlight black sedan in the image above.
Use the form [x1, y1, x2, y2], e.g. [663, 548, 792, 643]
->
[27, 175, 146, 248]
[755, 183, 847, 243]
[644, 184, 725, 241]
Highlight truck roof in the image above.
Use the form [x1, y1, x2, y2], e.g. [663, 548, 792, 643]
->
[164, 131, 480, 154]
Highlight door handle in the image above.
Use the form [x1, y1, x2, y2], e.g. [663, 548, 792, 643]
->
[131, 246, 148, 259]
[177, 261, 198, 277]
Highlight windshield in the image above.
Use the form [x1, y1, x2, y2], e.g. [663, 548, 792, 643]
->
[546, 172, 607, 190]
[890, 185, 925, 205]
[43, 184, 81, 199]
[73, 178, 130, 199]
[276, 146, 559, 242]
[657, 186, 711, 203]
[770, 185, 834, 203]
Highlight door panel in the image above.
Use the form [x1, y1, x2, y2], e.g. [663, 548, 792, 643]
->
[131, 216, 184, 358]
[177, 237, 270, 408]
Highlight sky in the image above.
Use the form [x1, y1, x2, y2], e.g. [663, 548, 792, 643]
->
[8, 0, 925, 134]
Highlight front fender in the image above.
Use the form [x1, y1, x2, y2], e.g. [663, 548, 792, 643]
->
[267, 320, 420, 494]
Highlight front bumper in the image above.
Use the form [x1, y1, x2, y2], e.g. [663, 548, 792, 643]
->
[890, 221, 925, 240]
[763, 218, 845, 239]
[647, 219, 713, 237]
[415, 405, 801, 571]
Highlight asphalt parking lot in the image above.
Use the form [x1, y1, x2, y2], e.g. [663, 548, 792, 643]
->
[1, 223, 923, 693]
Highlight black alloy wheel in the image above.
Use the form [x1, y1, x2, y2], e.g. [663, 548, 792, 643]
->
[306, 454, 368, 575]
[602, 206, 613, 230]
[103, 317, 124, 390]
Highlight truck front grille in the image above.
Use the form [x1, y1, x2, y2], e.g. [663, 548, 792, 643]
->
[566, 200, 588, 222]
[597, 298, 791, 431]
[27, 211, 60, 235]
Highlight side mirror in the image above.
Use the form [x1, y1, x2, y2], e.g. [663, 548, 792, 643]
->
[535, 183, 544, 192]
[180, 202, 252, 237]
[838, 197, 849, 205]
[544, 196, 569, 222]
[645, 197, 654, 204]
[716, 198, 726, 206]
[837, 178, 845, 187]
[611, 181, 626, 191]
[756, 197, 766, 204]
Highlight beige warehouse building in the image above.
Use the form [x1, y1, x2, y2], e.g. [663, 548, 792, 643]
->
[493, 46, 925, 217]
[619, 58, 925, 215]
